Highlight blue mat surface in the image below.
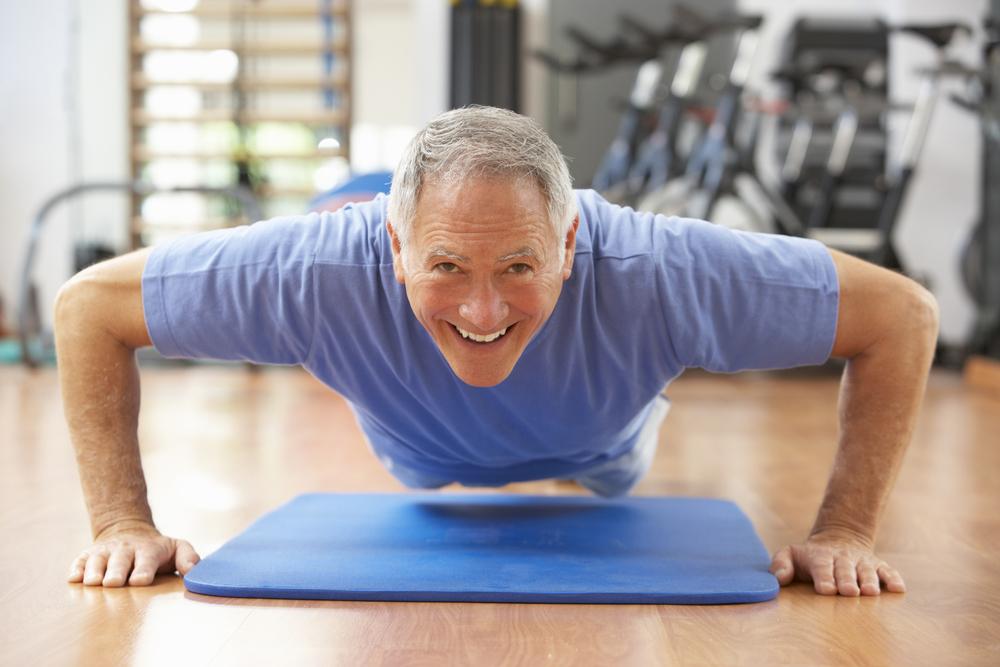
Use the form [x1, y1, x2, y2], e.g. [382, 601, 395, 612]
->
[184, 493, 778, 604]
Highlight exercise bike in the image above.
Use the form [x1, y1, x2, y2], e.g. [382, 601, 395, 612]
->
[636, 14, 807, 236]
[952, 27, 1000, 358]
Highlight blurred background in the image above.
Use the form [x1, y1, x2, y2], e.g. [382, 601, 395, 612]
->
[1, 0, 997, 368]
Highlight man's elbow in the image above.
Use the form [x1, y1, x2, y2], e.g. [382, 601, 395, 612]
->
[54, 266, 118, 337]
[903, 284, 940, 349]
[54, 272, 98, 342]
[55, 256, 153, 350]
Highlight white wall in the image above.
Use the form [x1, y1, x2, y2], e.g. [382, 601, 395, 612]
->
[350, 0, 427, 172]
[1, 0, 128, 335]
[1, 1, 73, 333]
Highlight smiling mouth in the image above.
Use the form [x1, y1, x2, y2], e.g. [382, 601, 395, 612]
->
[450, 322, 515, 344]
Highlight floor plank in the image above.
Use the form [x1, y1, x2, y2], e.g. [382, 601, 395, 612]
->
[1, 364, 998, 666]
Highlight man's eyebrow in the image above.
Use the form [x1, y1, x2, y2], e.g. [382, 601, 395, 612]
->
[425, 247, 470, 263]
[496, 247, 538, 262]
[424, 246, 540, 263]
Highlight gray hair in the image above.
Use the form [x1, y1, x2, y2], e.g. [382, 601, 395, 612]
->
[387, 106, 576, 256]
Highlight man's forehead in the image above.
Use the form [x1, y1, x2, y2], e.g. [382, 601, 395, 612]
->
[415, 173, 548, 221]
[408, 175, 556, 263]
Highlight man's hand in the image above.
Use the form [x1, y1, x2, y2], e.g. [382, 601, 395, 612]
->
[777, 250, 934, 598]
[769, 528, 906, 596]
[68, 520, 200, 587]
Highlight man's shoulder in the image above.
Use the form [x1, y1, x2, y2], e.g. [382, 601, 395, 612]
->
[308, 194, 392, 267]
[573, 189, 812, 264]
[573, 189, 664, 261]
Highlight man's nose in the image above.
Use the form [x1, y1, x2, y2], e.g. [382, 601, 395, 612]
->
[458, 280, 509, 331]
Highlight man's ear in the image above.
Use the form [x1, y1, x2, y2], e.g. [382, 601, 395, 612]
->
[386, 221, 406, 284]
[561, 215, 580, 281]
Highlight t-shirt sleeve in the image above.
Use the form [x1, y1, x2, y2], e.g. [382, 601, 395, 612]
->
[653, 217, 840, 373]
[141, 214, 320, 365]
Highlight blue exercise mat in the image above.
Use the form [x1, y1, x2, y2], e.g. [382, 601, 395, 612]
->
[184, 493, 779, 604]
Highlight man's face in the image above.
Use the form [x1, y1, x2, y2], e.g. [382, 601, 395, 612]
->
[388, 176, 578, 387]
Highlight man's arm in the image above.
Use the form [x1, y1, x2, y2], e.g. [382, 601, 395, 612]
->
[769, 248, 939, 596]
[56, 248, 199, 587]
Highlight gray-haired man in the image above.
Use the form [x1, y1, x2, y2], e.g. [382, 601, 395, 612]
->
[57, 106, 938, 596]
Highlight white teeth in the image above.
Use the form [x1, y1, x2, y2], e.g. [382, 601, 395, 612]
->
[454, 324, 509, 343]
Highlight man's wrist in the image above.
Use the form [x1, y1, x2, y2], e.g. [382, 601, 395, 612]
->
[808, 520, 876, 548]
[92, 515, 157, 541]
[810, 483, 882, 547]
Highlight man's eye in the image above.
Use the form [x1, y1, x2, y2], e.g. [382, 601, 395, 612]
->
[507, 263, 532, 274]
[435, 262, 460, 273]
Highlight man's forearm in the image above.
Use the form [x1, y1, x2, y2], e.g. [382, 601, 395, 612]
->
[55, 284, 154, 539]
[811, 302, 938, 543]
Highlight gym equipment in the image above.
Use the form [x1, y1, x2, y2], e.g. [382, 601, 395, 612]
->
[626, 39, 708, 202]
[17, 182, 262, 368]
[637, 16, 971, 278]
[451, 0, 521, 111]
[864, 23, 973, 269]
[537, 6, 976, 281]
[591, 14, 719, 200]
[534, 14, 676, 197]
[769, 20, 972, 275]
[805, 108, 859, 231]
[535, 7, 765, 205]
[771, 55, 884, 234]
[773, 17, 891, 234]
[532, 14, 669, 75]
[637, 14, 807, 236]
[591, 59, 663, 195]
[637, 15, 764, 221]
[184, 493, 779, 604]
[954, 9, 1000, 358]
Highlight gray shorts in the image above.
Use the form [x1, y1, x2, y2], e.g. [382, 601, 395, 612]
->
[384, 395, 671, 498]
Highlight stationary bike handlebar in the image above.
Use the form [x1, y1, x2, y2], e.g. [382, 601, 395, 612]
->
[672, 5, 763, 35]
[893, 22, 973, 50]
[532, 24, 657, 74]
[533, 8, 765, 75]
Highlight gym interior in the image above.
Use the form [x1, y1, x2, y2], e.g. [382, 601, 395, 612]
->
[1, 0, 998, 664]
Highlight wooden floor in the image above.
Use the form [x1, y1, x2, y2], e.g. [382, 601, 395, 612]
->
[1, 363, 998, 666]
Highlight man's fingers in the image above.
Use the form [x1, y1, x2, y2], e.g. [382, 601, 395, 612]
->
[769, 546, 794, 585]
[129, 548, 163, 586]
[809, 554, 837, 595]
[68, 553, 88, 583]
[780, 535, 907, 597]
[102, 546, 136, 587]
[82, 550, 109, 586]
[834, 556, 860, 596]
[69, 531, 199, 588]
[857, 560, 881, 596]
[877, 563, 907, 593]
[174, 540, 200, 575]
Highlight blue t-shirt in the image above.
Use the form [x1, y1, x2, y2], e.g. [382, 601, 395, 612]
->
[142, 190, 839, 484]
